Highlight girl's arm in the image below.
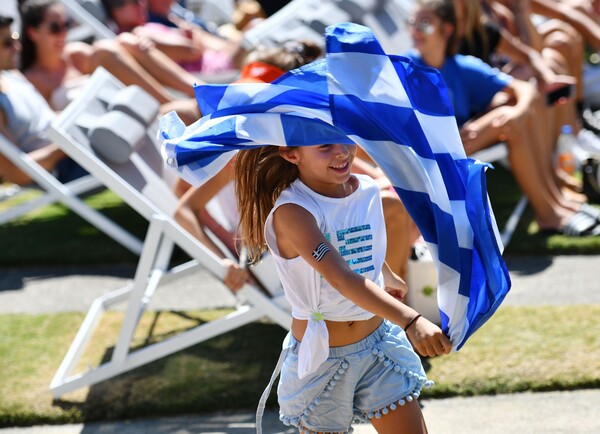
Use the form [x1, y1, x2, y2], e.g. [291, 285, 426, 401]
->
[496, 27, 575, 92]
[381, 261, 408, 303]
[273, 203, 451, 357]
[174, 165, 248, 291]
[531, 0, 600, 51]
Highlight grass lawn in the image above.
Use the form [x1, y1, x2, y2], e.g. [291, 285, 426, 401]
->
[2, 166, 600, 268]
[0, 305, 599, 427]
[0, 188, 145, 266]
[1, 168, 599, 427]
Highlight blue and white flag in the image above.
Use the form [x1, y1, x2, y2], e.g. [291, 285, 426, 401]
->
[159, 22, 511, 351]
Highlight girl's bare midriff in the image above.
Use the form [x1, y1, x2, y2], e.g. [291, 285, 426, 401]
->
[292, 315, 383, 347]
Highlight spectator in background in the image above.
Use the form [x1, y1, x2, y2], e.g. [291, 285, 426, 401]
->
[19, 0, 200, 124]
[479, 0, 600, 178]
[404, 0, 600, 236]
[453, 0, 597, 194]
[101, 0, 246, 75]
[0, 14, 84, 185]
[530, 0, 600, 52]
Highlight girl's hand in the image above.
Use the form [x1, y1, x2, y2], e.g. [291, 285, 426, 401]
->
[384, 275, 408, 303]
[406, 316, 452, 357]
[221, 258, 249, 292]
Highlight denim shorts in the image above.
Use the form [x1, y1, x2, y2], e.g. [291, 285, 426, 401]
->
[277, 319, 433, 433]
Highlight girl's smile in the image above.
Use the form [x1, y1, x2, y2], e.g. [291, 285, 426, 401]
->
[280, 143, 358, 198]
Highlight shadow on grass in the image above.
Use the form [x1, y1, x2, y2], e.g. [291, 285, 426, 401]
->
[53, 318, 288, 423]
[0, 265, 136, 292]
[487, 166, 600, 256]
[0, 191, 145, 267]
[51, 313, 439, 424]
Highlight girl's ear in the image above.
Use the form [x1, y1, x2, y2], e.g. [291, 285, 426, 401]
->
[279, 147, 300, 164]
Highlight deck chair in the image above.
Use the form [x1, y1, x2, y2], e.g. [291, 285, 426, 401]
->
[61, 0, 116, 42]
[470, 143, 528, 247]
[186, 0, 236, 26]
[48, 67, 290, 398]
[243, 0, 414, 54]
[0, 132, 143, 255]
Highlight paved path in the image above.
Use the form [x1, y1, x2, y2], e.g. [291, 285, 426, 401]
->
[1, 255, 599, 315]
[1, 255, 599, 433]
[1, 389, 599, 433]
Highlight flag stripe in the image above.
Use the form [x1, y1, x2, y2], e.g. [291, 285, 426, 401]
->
[158, 22, 511, 350]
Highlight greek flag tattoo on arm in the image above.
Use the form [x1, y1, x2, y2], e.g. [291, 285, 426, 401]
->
[312, 242, 330, 262]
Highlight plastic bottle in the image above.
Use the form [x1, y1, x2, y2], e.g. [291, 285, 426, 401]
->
[556, 124, 577, 175]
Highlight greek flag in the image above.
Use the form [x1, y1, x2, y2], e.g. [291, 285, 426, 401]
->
[159, 22, 511, 351]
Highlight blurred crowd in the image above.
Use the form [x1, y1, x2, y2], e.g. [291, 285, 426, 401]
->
[2, 0, 600, 290]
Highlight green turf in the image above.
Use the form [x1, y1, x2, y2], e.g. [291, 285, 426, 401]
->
[0, 305, 598, 427]
[2, 167, 600, 266]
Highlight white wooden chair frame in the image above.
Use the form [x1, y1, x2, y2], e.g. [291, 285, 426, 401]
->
[0, 132, 143, 254]
[470, 144, 528, 247]
[48, 67, 290, 398]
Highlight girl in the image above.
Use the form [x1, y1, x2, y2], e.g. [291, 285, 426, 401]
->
[235, 142, 451, 433]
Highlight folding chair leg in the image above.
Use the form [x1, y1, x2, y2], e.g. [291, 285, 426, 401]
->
[113, 215, 169, 363]
[501, 195, 528, 247]
[0, 134, 143, 254]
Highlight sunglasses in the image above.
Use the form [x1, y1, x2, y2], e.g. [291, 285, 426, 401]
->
[407, 17, 436, 35]
[113, 0, 143, 8]
[45, 19, 73, 35]
[1, 32, 20, 49]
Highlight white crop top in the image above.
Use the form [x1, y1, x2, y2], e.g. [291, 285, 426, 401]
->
[264, 174, 387, 378]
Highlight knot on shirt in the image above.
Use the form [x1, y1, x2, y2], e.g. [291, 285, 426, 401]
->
[310, 311, 325, 322]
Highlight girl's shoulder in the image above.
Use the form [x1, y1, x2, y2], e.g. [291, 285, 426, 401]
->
[353, 173, 382, 195]
[275, 178, 321, 213]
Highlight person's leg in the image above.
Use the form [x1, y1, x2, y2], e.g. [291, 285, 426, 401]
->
[0, 144, 66, 186]
[380, 190, 415, 280]
[116, 32, 198, 98]
[538, 20, 585, 102]
[461, 107, 576, 230]
[369, 399, 427, 434]
[83, 38, 175, 104]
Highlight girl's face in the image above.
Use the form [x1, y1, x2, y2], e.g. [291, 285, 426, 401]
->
[27, 3, 69, 56]
[281, 144, 357, 197]
[408, 7, 446, 54]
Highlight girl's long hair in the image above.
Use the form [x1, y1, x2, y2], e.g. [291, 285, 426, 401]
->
[19, 0, 54, 72]
[235, 146, 298, 263]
